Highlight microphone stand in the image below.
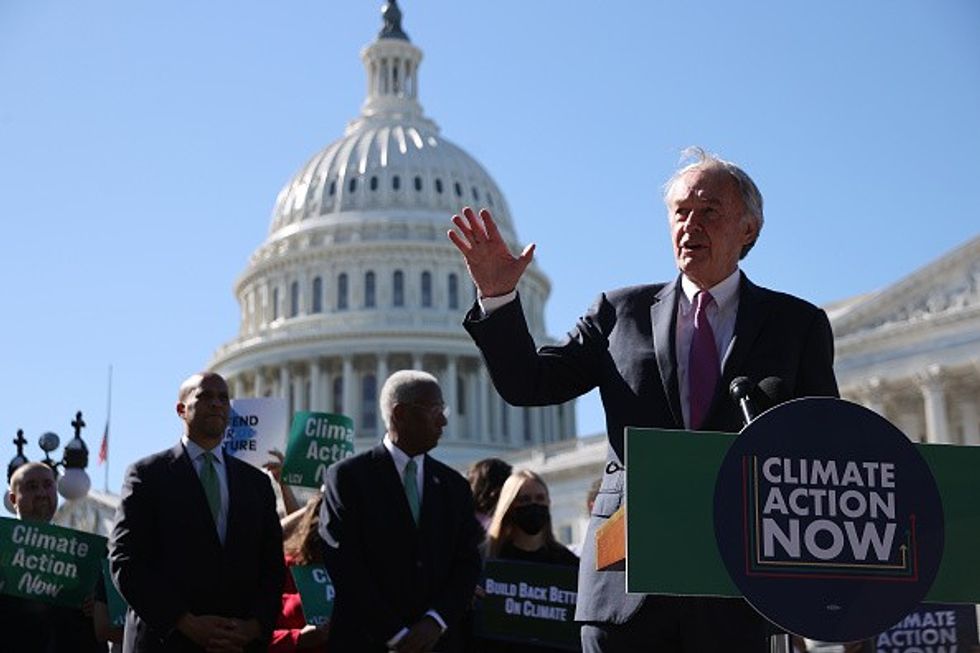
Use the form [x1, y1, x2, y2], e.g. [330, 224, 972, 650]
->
[730, 377, 795, 653]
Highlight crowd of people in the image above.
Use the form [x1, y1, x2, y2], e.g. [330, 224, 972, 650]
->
[2, 149, 841, 652]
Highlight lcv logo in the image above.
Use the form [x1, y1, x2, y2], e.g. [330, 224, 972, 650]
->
[714, 398, 944, 643]
[750, 456, 913, 578]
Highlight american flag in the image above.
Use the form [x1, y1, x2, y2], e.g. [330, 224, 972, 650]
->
[98, 422, 108, 465]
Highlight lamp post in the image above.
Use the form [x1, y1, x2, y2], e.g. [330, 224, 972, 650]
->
[4, 410, 92, 514]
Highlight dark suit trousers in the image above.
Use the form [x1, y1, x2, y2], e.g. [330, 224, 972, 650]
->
[581, 596, 771, 653]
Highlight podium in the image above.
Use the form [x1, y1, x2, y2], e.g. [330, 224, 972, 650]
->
[598, 398, 980, 643]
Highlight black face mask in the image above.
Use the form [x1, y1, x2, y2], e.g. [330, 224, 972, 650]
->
[511, 504, 550, 535]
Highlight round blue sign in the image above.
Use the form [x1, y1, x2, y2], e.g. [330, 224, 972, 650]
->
[713, 398, 944, 643]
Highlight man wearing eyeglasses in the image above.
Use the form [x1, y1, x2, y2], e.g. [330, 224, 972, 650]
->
[319, 370, 483, 653]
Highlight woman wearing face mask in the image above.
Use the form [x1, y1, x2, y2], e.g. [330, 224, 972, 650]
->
[480, 470, 579, 652]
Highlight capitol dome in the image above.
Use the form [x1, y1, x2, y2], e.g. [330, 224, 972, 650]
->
[209, 1, 575, 466]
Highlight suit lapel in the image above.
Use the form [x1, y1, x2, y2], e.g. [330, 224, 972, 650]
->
[650, 277, 683, 427]
[373, 444, 418, 533]
[169, 443, 222, 551]
[224, 455, 243, 549]
[708, 273, 772, 421]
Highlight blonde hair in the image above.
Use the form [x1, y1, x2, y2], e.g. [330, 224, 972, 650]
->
[284, 492, 325, 565]
[486, 469, 557, 558]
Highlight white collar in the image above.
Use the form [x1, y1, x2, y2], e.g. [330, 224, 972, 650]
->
[680, 267, 741, 311]
[182, 436, 225, 465]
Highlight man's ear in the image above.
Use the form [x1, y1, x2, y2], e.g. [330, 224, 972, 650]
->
[389, 403, 407, 428]
[176, 402, 186, 418]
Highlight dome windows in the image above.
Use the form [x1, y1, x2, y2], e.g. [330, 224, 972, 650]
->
[392, 175, 401, 191]
[472, 186, 479, 202]
[290, 281, 300, 317]
[454, 182, 462, 197]
[364, 271, 376, 308]
[393, 270, 405, 307]
[348, 178, 357, 193]
[448, 273, 459, 310]
[337, 273, 349, 310]
[421, 271, 432, 308]
[329, 180, 336, 196]
[435, 179, 444, 194]
[414, 176, 422, 191]
[312, 277, 323, 313]
[370, 176, 379, 191]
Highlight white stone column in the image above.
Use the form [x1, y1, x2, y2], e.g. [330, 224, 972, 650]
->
[919, 366, 951, 444]
[232, 375, 245, 399]
[342, 356, 355, 420]
[445, 356, 458, 440]
[253, 369, 265, 398]
[376, 354, 388, 388]
[293, 371, 307, 412]
[509, 403, 522, 445]
[309, 360, 321, 412]
[477, 366, 489, 442]
[960, 397, 980, 446]
[465, 368, 477, 441]
[279, 366, 291, 414]
[863, 377, 886, 417]
[412, 354, 423, 371]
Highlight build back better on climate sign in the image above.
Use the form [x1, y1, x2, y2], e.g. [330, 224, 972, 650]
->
[0, 517, 106, 608]
[280, 412, 355, 488]
[714, 398, 945, 643]
[476, 559, 579, 651]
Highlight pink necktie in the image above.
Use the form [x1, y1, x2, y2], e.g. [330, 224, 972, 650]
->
[688, 291, 720, 429]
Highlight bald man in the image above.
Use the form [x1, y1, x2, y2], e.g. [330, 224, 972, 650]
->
[109, 372, 285, 653]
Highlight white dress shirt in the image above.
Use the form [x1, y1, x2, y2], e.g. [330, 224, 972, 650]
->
[182, 436, 229, 545]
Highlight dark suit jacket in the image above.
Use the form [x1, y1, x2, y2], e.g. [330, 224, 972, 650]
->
[320, 443, 483, 652]
[109, 443, 285, 653]
[464, 273, 839, 624]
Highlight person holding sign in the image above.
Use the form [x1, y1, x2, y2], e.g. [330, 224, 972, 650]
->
[2, 462, 105, 652]
[319, 370, 483, 652]
[109, 372, 285, 653]
[480, 470, 579, 653]
[271, 492, 331, 652]
[449, 148, 839, 652]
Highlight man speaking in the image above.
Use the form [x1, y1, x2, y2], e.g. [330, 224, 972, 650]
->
[448, 148, 839, 652]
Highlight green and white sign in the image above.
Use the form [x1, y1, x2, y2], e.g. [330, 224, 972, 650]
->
[476, 559, 579, 651]
[281, 412, 355, 488]
[101, 559, 127, 628]
[0, 517, 106, 608]
[290, 565, 335, 625]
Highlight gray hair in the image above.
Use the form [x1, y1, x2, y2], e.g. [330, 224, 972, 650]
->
[663, 146, 765, 259]
[379, 370, 440, 429]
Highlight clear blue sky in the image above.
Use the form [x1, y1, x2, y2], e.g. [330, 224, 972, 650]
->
[1, 1, 978, 495]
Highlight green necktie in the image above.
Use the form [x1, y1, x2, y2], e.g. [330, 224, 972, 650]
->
[200, 451, 221, 523]
[403, 458, 420, 526]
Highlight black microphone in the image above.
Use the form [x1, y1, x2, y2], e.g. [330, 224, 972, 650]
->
[730, 376, 757, 425]
[730, 376, 786, 426]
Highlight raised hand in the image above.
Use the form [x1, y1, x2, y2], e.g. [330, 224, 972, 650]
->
[448, 207, 535, 298]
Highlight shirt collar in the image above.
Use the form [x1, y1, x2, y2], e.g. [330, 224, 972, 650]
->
[680, 267, 741, 311]
[182, 435, 225, 465]
[383, 433, 422, 469]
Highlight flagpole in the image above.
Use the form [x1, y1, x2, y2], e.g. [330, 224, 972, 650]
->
[104, 365, 112, 493]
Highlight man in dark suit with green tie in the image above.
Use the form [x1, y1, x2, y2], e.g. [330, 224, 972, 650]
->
[109, 372, 285, 653]
[319, 370, 483, 652]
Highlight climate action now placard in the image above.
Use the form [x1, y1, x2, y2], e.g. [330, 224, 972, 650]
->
[290, 565, 335, 625]
[0, 517, 106, 608]
[476, 559, 579, 651]
[856, 602, 979, 653]
[280, 412, 355, 488]
[714, 398, 944, 643]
